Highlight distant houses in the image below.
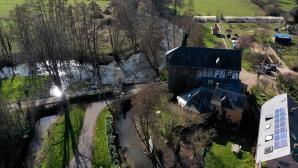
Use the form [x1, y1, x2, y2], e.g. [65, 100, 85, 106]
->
[166, 47, 246, 128]
[256, 94, 298, 168]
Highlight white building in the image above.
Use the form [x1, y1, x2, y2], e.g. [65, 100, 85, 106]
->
[256, 94, 298, 168]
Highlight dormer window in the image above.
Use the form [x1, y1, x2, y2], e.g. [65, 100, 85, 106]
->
[265, 135, 273, 142]
[264, 146, 273, 154]
[265, 114, 273, 121]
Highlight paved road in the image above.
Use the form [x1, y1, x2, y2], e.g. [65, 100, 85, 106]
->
[69, 102, 107, 168]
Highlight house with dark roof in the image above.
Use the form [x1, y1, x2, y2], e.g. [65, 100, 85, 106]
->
[167, 47, 246, 128]
[256, 94, 298, 168]
[177, 86, 246, 128]
[166, 47, 242, 95]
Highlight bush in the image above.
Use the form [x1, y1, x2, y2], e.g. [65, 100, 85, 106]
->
[290, 6, 298, 23]
[238, 35, 255, 49]
[277, 74, 298, 102]
[242, 49, 269, 71]
[93, 108, 120, 167]
[264, 4, 282, 16]
[251, 0, 265, 8]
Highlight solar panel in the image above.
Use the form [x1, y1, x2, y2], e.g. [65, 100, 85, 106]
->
[274, 107, 288, 149]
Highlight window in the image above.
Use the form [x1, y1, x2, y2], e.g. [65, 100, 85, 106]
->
[196, 70, 202, 79]
[214, 70, 220, 78]
[265, 114, 273, 121]
[265, 123, 271, 129]
[202, 69, 207, 77]
[207, 69, 213, 77]
[265, 135, 273, 142]
[208, 80, 213, 85]
[264, 146, 273, 154]
[226, 71, 233, 79]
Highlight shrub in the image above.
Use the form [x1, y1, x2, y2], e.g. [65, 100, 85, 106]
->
[238, 35, 255, 49]
[290, 7, 298, 23]
[277, 74, 298, 102]
[264, 4, 282, 16]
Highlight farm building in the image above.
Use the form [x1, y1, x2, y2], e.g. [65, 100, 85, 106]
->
[166, 47, 243, 95]
[193, 16, 218, 23]
[256, 94, 298, 168]
[223, 16, 284, 23]
[167, 47, 247, 128]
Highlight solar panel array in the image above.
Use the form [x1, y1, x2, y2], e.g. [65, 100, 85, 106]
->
[274, 107, 288, 149]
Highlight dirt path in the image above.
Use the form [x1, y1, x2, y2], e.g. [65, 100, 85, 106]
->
[240, 69, 258, 89]
[251, 42, 298, 75]
[217, 23, 229, 49]
[69, 102, 107, 168]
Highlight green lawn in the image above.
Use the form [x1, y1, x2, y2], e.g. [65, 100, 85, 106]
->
[0, 75, 49, 102]
[36, 105, 85, 168]
[0, 0, 110, 17]
[204, 132, 255, 168]
[185, 0, 264, 16]
[92, 107, 114, 167]
[250, 86, 276, 106]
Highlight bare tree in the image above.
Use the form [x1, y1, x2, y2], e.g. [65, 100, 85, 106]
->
[137, 2, 163, 77]
[190, 129, 216, 168]
[132, 85, 164, 167]
[0, 22, 15, 73]
[117, 0, 139, 53]
[181, 0, 194, 47]
[13, 0, 71, 87]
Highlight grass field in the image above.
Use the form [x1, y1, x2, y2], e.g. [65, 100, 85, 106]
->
[92, 107, 114, 167]
[277, 0, 297, 11]
[37, 105, 85, 168]
[204, 132, 255, 168]
[250, 86, 276, 106]
[185, 0, 264, 16]
[0, 0, 110, 17]
[0, 75, 49, 102]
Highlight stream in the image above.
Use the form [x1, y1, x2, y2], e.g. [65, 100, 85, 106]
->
[26, 115, 59, 168]
[117, 110, 154, 168]
[0, 53, 155, 88]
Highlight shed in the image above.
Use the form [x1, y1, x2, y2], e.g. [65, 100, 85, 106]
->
[274, 33, 292, 45]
